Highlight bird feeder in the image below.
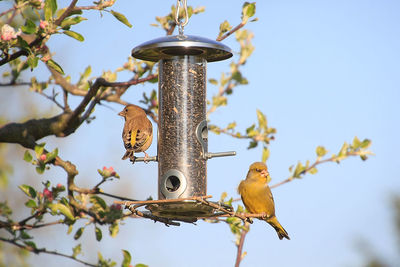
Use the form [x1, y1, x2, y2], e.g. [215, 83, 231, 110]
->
[130, 0, 235, 220]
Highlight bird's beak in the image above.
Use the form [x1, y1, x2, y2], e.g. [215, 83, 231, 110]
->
[118, 111, 124, 117]
[260, 169, 269, 178]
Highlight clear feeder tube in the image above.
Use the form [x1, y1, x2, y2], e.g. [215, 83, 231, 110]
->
[158, 55, 207, 199]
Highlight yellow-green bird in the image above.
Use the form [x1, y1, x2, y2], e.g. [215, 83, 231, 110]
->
[238, 162, 290, 240]
[119, 104, 153, 162]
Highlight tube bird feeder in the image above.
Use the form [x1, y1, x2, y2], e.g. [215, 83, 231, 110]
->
[131, 34, 234, 219]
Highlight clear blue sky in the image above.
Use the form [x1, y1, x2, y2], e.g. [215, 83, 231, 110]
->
[1, 0, 400, 266]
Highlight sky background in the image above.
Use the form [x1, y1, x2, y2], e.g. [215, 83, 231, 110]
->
[1, 0, 400, 266]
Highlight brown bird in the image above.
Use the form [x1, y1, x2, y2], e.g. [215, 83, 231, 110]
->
[238, 162, 290, 240]
[118, 104, 153, 162]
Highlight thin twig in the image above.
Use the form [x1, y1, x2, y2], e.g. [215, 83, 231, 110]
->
[234, 222, 249, 267]
[217, 22, 245, 42]
[0, 237, 97, 267]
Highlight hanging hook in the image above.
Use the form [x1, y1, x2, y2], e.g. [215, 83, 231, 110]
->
[175, 0, 189, 35]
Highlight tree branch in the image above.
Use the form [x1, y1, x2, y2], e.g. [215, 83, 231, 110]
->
[0, 237, 97, 267]
[234, 222, 249, 267]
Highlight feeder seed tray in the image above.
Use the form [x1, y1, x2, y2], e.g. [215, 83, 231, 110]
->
[145, 200, 233, 221]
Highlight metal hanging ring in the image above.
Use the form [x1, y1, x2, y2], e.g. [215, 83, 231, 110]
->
[175, 0, 189, 35]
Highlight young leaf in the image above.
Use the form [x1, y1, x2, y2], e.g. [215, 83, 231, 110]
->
[50, 203, 75, 220]
[36, 165, 45, 174]
[23, 151, 33, 162]
[109, 222, 119, 237]
[316, 146, 327, 158]
[25, 199, 37, 208]
[21, 19, 37, 34]
[47, 59, 64, 75]
[63, 30, 84, 42]
[72, 244, 82, 258]
[121, 250, 132, 267]
[261, 146, 270, 163]
[74, 227, 84, 240]
[110, 10, 132, 28]
[44, 0, 58, 21]
[60, 16, 87, 29]
[95, 226, 102, 241]
[34, 143, 45, 158]
[241, 2, 256, 23]
[19, 185, 37, 198]
[256, 109, 267, 130]
[27, 55, 39, 71]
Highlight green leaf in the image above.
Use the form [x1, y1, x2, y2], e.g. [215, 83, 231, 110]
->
[25, 199, 37, 208]
[219, 20, 232, 34]
[227, 122, 236, 130]
[208, 78, 218, 85]
[23, 241, 37, 250]
[20, 231, 32, 240]
[36, 165, 45, 174]
[316, 146, 327, 157]
[44, 0, 57, 21]
[19, 185, 37, 198]
[352, 136, 361, 149]
[27, 55, 39, 71]
[50, 203, 75, 220]
[67, 225, 73, 234]
[74, 227, 84, 240]
[338, 142, 349, 158]
[60, 16, 87, 29]
[241, 2, 256, 23]
[45, 148, 58, 163]
[21, 19, 37, 34]
[23, 151, 33, 162]
[121, 250, 131, 267]
[95, 226, 102, 241]
[360, 138, 371, 149]
[135, 264, 149, 267]
[309, 167, 318, 174]
[90, 196, 107, 210]
[34, 143, 45, 158]
[63, 30, 84, 42]
[72, 244, 82, 258]
[110, 10, 132, 28]
[47, 59, 64, 74]
[293, 162, 305, 178]
[256, 109, 267, 130]
[261, 147, 270, 163]
[109, 222, 119, 237]
[247, 140, 257, 149]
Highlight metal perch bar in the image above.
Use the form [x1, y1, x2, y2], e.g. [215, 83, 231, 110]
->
[205, 151, 236, 159]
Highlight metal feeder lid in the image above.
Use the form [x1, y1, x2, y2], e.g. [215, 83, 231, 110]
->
[131, 35, 232, 62]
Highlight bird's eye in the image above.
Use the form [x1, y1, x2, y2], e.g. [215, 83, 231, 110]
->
[125, 108, 128, 112]
[256, 168, 261, 172]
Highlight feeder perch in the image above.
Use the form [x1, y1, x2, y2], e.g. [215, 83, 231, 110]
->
[130, 17, 235, 220]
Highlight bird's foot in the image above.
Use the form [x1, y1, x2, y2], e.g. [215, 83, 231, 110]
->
[129, 155, 137, 164]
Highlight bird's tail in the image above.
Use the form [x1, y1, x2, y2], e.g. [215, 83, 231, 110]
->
[266, 216, 290, 240]
[121, 151, 133, 160]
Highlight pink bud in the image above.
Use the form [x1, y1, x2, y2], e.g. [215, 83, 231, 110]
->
[111, 204, 122, 210]
[40, 154, 47, 161]
[103, 166, 107, 171]
[57, 183, 63, 188]
[43, 188, 53, 200]
[39, 20, 48, 29]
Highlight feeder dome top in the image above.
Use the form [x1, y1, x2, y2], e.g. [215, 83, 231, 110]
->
[132, 35, 232, 62]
